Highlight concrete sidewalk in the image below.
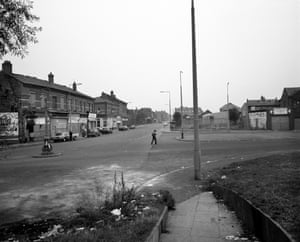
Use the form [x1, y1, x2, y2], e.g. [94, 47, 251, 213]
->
[160, 192, 257, 242]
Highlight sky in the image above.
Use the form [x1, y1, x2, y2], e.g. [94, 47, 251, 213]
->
[3, 0, 300, 113]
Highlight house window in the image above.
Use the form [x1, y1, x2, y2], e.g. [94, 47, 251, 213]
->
[41, 94, 46, 108]
[29, 92, 36, 107]
[75, 99, 78, 111]
[80, 101, 82, 112]
[52, 96, 57, 109]
[61, 97, 65, 110]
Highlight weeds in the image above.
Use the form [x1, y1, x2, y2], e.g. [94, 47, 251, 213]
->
[0, 171, 173, 242]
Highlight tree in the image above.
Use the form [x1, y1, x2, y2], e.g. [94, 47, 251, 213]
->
[229, 108, 240, 124]
[0, 0, 42, 58]
[135, 111, 147, 125]
[173, 112, 181, 127]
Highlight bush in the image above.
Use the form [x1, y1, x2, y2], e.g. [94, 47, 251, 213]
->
[157, 190, 175, 210]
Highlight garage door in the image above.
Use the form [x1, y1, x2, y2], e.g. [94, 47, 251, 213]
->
[294, 118, 300, 130]
[271, 116, 289, 130]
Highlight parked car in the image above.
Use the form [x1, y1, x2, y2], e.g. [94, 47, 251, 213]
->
[119, 125, 128, 131]
[51, 132, 70, 142]
[129, 125, 136, 129]
[99, 127, 113, 134]
[87, 128, 101, 137]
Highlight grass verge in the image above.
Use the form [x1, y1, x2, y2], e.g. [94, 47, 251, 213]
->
[204, 151, 300, 241]
[0, 172, 174, 242]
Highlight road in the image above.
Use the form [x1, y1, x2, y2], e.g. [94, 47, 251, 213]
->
[0, 126, 299, 224]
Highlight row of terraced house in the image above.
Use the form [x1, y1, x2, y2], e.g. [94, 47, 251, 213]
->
[0, 61, 129, 143]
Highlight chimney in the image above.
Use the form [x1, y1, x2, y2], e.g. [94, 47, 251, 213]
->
[73, 81, 77, 91]
[48, 72, 54, 84]
[2, 61, 12, 74]
[110, 90, 115, 98]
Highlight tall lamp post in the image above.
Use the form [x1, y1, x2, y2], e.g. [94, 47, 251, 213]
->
[227, 81, 230, 130]
[180, 71, 184, 139]
[191, 0, 201, 180]
[160, 91, 171, 128]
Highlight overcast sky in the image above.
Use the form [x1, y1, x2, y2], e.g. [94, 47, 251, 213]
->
[4, 0, 300, 113]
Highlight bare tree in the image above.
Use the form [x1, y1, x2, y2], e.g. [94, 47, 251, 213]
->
[0, 0, 41, 58]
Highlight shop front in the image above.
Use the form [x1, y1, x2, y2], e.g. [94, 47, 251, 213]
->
[88, 113, 97, 130]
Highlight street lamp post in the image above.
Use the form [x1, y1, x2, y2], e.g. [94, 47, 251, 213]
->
[191, 0, 201, 180]
[180, 71, 184, 139]
[227, 81, 230, 130]
[160, 91, 171, 129]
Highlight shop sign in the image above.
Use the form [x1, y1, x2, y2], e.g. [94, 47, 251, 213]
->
[88, 113, 97, 120]
[79, 118, 87, 123]
[273, 107, 288, 115]
[0, 112, 19, 137]
[35, 117, 45, 125]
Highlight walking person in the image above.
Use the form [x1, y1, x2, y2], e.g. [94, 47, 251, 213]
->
[151, 129, 157, 145]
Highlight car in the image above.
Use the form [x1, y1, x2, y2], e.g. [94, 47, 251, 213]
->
[51, 132, 70, 142]
[87, 128, 101, 137]
[118, 125, 128, 131]
[99, 127, 113, 134]
[129, 125, 136, 129]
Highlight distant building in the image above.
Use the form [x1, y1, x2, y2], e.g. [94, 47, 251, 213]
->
[94, 91, 128, 129]
[241, 96, 280, 130]
[201, 112, 228, 129]
[135, 108, 154, 124]
[280, 87, 300, 130]
[154, 111, 168, 123]
[174, 106, 203, 119]
[174, 106, 204, 129]
[0, 61, 95, 142]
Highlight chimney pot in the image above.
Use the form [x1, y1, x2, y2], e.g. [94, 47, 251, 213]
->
[48, 72, 54, 84]
[73, 82, 77, 91]
[2, 61, 12, 74]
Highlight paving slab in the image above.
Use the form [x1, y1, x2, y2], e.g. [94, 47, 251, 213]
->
[161, 192, 255, 242]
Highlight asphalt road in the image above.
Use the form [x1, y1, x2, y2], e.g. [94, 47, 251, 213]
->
[0, 126, 299, 224]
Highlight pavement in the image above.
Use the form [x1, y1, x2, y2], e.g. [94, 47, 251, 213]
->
[141, 166, 258, 242]
[141, 130, 262, 242]
[160, 192, 257, 242]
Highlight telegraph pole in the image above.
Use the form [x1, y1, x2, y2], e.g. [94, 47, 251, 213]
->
[191, 0, 201, 180]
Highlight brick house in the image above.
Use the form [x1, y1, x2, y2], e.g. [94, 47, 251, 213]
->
[280, 87, 300, 130]
[94, 91, 128, 129]
[241, 97, 280, 130]
[0, 61, 95, 142]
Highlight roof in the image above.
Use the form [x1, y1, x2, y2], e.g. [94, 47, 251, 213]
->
[282, 87, 300, 97]
[245, 99, 279, 107]
[94, 96, 113, 104]
[7, 72, 94, 100]
[95, 91, 127, 105]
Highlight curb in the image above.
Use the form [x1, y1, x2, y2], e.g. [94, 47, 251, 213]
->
[211, 185, 296, 242]
[144, 206, 168, 242]
[175, 137, 192, 142]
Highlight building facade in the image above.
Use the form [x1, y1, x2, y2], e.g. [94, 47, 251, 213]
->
[0, 61, 95, 142]
[241, 97, 281, 130]
[94, 91, 128, 129]
[280, 87, 300, 130]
